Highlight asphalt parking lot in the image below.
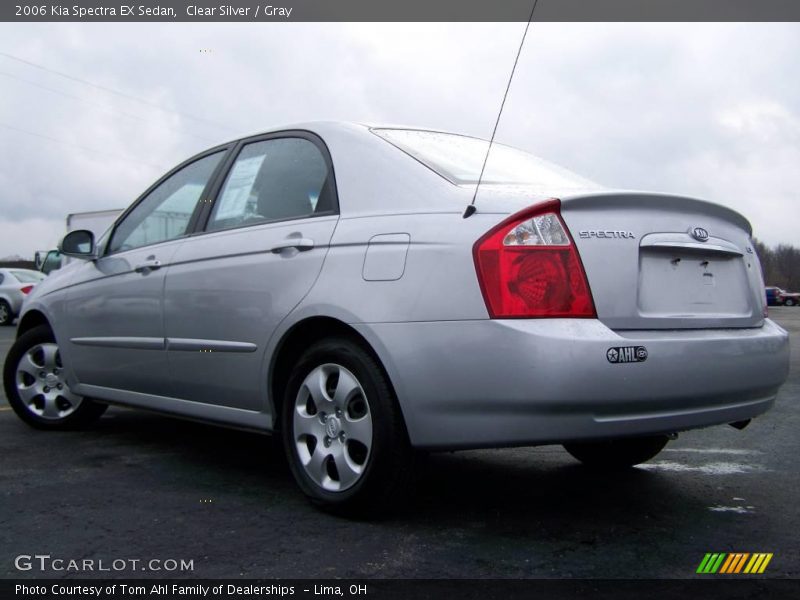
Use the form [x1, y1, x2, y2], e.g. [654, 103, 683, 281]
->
[1, 309, 798, 579]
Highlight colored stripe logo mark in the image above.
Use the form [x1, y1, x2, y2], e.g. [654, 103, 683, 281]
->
[697, 553, 773, 574]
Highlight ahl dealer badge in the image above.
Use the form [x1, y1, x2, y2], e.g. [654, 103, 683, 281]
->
[606, 346, 648, 364]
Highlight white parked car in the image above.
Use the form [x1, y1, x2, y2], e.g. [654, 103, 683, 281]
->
[0, 268, 45, 326]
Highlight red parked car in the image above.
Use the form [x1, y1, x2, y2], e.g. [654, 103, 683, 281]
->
[766, 286, 799, 307]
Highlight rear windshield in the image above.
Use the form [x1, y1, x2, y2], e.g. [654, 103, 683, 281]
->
[10, 270, 45, 283]
[373, 128, 600, 189]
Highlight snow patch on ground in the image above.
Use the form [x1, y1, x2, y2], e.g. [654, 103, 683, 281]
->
[638, 461, 764, 475]
[708, 505, 756, 514]
[664, 448, 762, 456]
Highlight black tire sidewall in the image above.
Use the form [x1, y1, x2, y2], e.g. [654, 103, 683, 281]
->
[0, 300, 12, 326]
[281, 337, 410, 510]
[564, 435, 669, 469]
[3, 324, 106, 429]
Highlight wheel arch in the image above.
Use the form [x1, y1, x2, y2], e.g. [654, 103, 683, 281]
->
[268, 316, 405, 433]
[16, 309, 51, 338]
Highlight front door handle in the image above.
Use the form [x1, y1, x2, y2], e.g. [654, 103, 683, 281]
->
[134, 258, 162, 273]
[271, 238, 315, 253]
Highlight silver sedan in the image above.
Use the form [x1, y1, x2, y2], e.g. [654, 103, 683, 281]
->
[3, 123, 790, 514]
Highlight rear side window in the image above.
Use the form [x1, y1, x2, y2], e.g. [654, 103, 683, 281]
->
[109, 151, 225, 253]
[9, 270, 44, 283]
[206, 138, 334, 232]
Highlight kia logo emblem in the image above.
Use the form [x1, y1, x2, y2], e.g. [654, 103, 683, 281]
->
[691, 227, 709, 242]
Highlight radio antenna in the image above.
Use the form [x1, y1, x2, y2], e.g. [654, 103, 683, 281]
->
[464, 0, 539, 219]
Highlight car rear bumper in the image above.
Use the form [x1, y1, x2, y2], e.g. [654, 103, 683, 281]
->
[355, 318, 790, 450]
[5, 294, 24, 317]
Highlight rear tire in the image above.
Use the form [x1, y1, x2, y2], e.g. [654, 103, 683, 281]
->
[3, 325, 107, 429]
[563, 435, 669, 469]
[0, 300, 13, 326]
[281, 337, 414, 516]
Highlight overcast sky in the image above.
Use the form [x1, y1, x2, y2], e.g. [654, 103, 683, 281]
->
[0, 22, 798, 258]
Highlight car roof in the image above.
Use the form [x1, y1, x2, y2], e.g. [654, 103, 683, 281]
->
[203, 122, 744, 222]
[228, 121, 497, 146]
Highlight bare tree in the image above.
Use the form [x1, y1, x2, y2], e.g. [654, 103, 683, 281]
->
[754, 238, 800, 291]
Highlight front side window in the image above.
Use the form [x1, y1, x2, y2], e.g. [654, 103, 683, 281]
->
[108, 151, 225, 253]
[206, 138, 333, 232]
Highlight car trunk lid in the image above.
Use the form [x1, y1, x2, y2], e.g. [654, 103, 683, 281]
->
[556, 192, 766, 330]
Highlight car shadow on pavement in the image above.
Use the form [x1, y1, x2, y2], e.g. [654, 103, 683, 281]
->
[2, 406, 729, 579]
[409, 449, 692, 521]
[6, 406, 711, 534]
[96, 409, 704, 520]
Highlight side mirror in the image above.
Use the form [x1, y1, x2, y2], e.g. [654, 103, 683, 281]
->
[59, 230, 96, 259]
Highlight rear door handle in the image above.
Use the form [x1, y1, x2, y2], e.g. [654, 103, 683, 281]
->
[271, 238, 315, 253]
[134, 258, 162, 273]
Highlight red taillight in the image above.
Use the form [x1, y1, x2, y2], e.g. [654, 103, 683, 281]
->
[20, 285, 34, 295]
[473, 199, 596, 318]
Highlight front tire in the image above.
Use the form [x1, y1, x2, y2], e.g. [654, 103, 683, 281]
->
[563, 435, 669, 469]
[3, 325, 107, 429]
[281, 337, 413, 515]
[784, 298, 796, 307]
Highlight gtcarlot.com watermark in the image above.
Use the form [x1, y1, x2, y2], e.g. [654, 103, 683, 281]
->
[14, 554, 194, 573]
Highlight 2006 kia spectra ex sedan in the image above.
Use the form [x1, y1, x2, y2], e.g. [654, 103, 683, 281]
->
[4, 122, 790, 513]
